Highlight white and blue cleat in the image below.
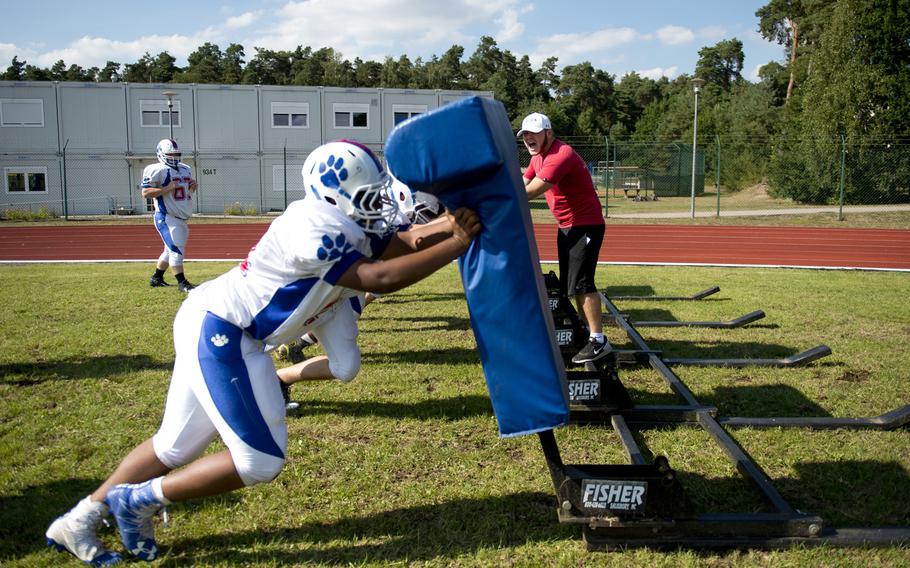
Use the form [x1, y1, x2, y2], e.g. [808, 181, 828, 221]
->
[45, 496, 123, 566]
[104, 481, 163, 561]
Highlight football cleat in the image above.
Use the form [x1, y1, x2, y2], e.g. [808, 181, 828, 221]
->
[275, 340, 307, 364]
[280, 379, 300, 412]
[177, 280, 196, 293]
[46, 496, 123, 566]
[104, 481, 163, 561]
[149, 275, 171, 287]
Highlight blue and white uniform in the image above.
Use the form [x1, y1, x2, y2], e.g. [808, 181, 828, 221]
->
[142, 161, 194, 267]
[152, 198, 392, 486]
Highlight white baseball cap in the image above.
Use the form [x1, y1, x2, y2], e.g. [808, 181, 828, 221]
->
[517, 112, 552, 136]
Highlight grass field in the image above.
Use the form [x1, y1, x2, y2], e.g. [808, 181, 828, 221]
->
[0, 262, 908, 567]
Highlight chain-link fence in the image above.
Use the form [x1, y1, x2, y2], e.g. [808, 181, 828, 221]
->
[596, 137, 910, 221]
[3, 137, 908, 222]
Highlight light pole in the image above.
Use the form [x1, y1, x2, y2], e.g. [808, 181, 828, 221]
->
[162, 90, 176, 141]
[689, 77, 704, 219]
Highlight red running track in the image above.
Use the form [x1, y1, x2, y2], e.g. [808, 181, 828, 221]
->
[1, 223, 908, 270]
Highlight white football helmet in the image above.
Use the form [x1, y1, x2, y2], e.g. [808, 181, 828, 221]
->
[156, 139, 181, 168]
[413, 191, 443, 225]
[302, 140, 398, 236]
[388, 174, 415, 220]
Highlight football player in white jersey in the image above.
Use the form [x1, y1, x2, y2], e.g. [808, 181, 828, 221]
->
[143, 139, 198, 293]
[45, 139, 481, 565]
[274, 174, 447, 409]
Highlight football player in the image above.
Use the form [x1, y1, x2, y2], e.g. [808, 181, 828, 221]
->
[274, 174, 447, 409]
[143, 139, 198, 293]
[45, 139, 480, 565]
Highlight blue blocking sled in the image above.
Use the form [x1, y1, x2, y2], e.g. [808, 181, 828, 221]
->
[385, 96, 570, 437]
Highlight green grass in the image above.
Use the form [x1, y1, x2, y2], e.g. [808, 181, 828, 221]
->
[0, 262, 908, 567]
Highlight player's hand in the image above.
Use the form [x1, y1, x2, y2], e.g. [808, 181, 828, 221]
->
[188, 179, 198, 192]
[447, 207, 481, 249]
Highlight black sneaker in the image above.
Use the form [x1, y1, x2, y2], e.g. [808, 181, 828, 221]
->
[571, 338, 612, 364]
[280, 380, 300, 412]
[149, 275, 171, 287]
[177, 280, 196, 293]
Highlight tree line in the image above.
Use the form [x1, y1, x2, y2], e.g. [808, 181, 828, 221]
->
[3, 0, 908, 202]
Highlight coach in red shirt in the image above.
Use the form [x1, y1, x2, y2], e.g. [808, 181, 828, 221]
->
[520, 112, 610, 364]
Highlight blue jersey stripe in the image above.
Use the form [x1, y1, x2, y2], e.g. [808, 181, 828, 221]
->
[197, 312, 284, 460]
[324, 250, 364, 285]
[155, 195, 169, 216]
[245, 277, 319, 340]
[154, 210, 182, 254]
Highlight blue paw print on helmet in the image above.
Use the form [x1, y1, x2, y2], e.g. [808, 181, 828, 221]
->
[317, 233, 352, 261]
[318, 155, 348, 189]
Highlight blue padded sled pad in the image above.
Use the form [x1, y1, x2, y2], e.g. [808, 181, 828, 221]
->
[385, 96, 569, 437]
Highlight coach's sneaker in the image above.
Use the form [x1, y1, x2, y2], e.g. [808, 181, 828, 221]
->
[104, 481, 162, 561]
[571, 337, 613, 364]
[46, 496, 123, 566]
[177, 280, 196, 293]
[149, 274, 171, 287]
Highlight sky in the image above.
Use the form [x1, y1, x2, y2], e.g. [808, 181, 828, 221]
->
[1, 0, 784, 83]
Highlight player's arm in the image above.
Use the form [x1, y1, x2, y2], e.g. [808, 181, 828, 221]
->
[337, 207, 480, 294]
[141, 170, 175, 199]
[141, 183, 175, 199]
[186, 166, 198, 192]
[380, 215, 455, 258]
[525, 176, 553, 200]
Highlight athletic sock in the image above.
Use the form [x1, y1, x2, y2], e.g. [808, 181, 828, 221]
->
[590, 333, 605, 344]
[150, 477, 173, 506]
[153, 268, 166, 279]
[175, 273, 187, 284]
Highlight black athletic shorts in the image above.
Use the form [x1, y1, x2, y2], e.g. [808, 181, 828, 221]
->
[557, 224, 605, 297]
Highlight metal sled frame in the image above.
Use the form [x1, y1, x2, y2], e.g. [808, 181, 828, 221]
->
[539, 284, 910, 550]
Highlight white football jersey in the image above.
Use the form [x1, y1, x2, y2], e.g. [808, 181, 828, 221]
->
[189, 199, 394, 348]
[142, 162, 195, 220]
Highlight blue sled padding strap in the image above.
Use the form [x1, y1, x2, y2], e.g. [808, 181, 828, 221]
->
[386, 96, 569, 437]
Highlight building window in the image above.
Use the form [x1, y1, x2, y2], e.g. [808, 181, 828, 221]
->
[1, 99, 44, 127]
[140, 99, 181, 127]
[271, 102, 309, 128]
[272, 165, 305, 192]
[5, 167, 48, 193]
[392, 104, 427, 126]
[333, 103, 369, 129]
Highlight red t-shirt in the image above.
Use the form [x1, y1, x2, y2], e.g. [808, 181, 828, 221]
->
[524, 139, 604, 228]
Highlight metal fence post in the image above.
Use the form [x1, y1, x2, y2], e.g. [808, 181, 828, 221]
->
[716, 135, 721, 217]
[62, 139, 69, 220]
[283, 140, 288, 210]
[604, 136, 609, 218]
[838, 134, 846, 221]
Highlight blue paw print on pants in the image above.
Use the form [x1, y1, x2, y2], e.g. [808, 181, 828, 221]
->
[317, 233, 351, 261]
[318, 155, 348, 188]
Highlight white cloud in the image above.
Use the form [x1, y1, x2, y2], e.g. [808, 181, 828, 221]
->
[0, 43, 21, 66]
[247, 0, 526, 60]
[638, 66, 679, 80]
[225, 12, 258, 30]
[35, 35, 205, 68]
[656, 25, 694, 45]
[529, 27, 638, 67]
[699, 26, 728, 41]
[749, 63, 763, 82]
[495, 9, 525, 42]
